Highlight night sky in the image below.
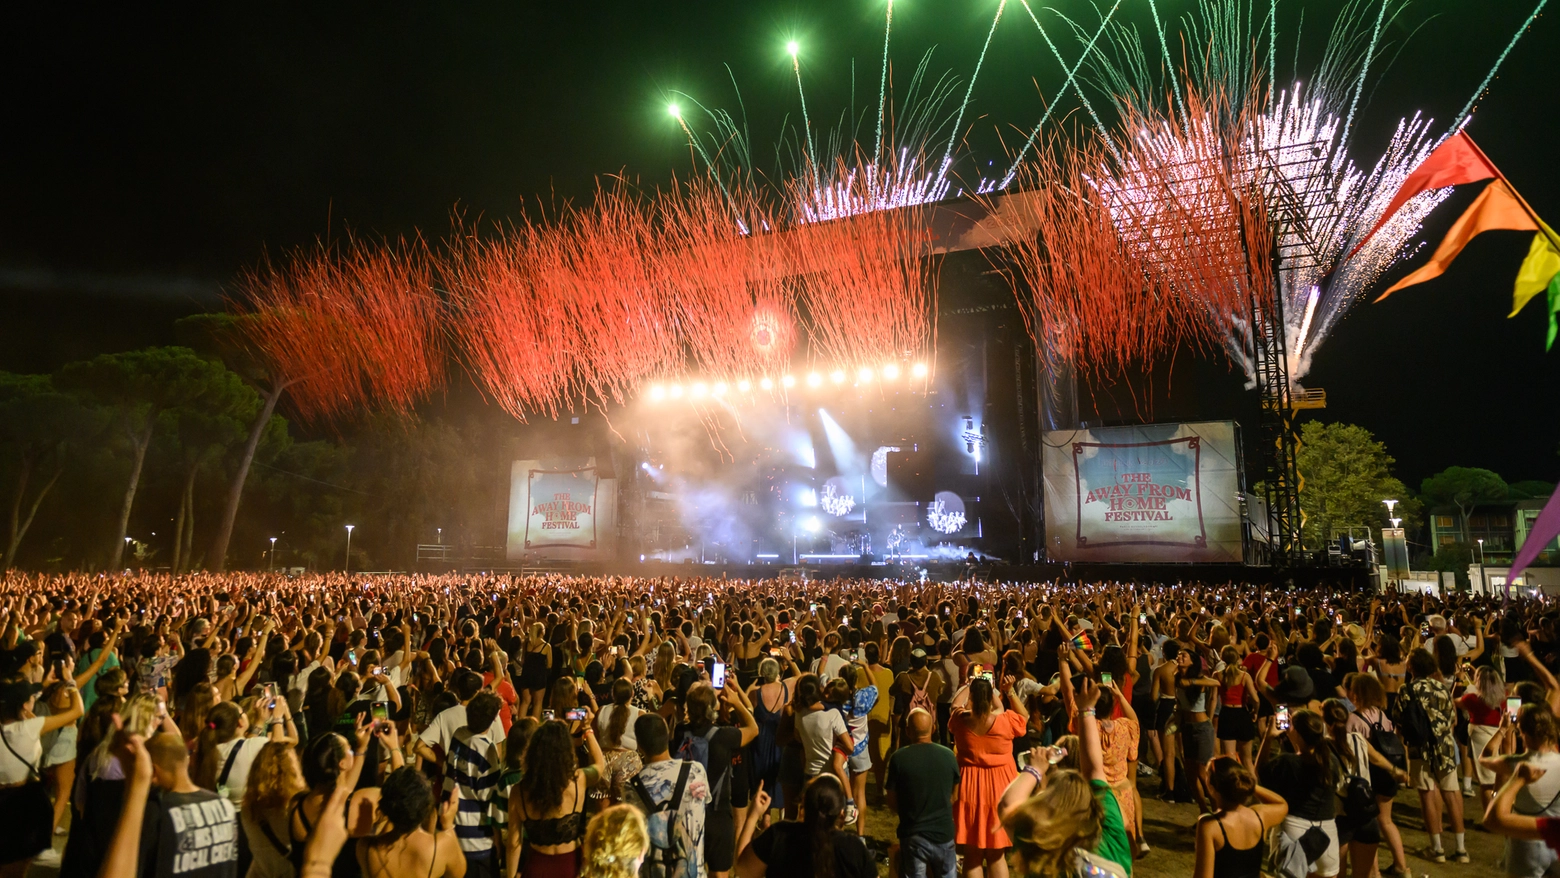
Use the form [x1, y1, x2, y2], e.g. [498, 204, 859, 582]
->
[2, 1, 1555, 486]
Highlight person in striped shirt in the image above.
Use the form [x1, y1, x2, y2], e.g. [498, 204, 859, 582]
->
[443, 692, 504, 878]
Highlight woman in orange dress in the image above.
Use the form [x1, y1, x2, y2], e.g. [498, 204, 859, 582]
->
[950, 676, 1030, 878]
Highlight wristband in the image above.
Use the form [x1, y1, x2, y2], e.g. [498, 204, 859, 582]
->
[1023, 766, 1045, 783]
[1081, 708, 1096, 717]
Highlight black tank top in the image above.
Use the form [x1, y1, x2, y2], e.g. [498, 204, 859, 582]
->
[289, 790, 362, 878]
[1212, 811, 1264, 878]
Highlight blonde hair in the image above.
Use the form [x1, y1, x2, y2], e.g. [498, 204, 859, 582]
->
[758, 657, 780, 683]
[582, 804, 648, 878]
[85, 693, 161, 778]
[1004, 770, 1103, 878]
[1220, 645, 1244, 688]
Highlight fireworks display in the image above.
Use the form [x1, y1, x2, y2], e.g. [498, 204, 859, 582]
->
[232, 1, 1546, 421]
[235, 237, 443, 424]
[993, 0, 1484, 386]
[238, 178, 933, 423]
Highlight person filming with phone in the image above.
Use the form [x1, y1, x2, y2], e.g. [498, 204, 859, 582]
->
[674, 680, 756, 878]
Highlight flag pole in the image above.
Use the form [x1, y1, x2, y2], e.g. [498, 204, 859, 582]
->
[1462, 135, 1560, 251]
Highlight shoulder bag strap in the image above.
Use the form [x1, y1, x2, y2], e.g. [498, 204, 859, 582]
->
[257, 815, 293, 857]
[632, 775, 661, 813]
[0, 723, 41, 782]
[667, 760, 692, 813]
[218, 738, 246, 787]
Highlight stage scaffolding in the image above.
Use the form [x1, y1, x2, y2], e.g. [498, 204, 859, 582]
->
[1099, 130, 1348, 567]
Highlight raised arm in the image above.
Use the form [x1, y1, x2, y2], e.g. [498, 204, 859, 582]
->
[1074, 678, 1108, 782]
[74, 622, 122, 688]
[1484, 762, 1548, 841]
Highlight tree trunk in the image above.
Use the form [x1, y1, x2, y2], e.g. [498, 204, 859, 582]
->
[5, 454, 33, 569]
[181, 469, 198, 571]
[171, 462, 195, 572]
[11, 458, 65, 569]
[109, 421, 155, 569]
[209, 379, 285, 573]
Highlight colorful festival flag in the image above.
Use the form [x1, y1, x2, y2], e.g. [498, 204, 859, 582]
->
[1513, 224, 1560, 316]
[1547, 274, 1560, 351]
[1375, 179, 1537, 300]
[1349, 131, 1501, 259]
[1508, 482, 1560, 584]
[1511, 224, 1560, 350]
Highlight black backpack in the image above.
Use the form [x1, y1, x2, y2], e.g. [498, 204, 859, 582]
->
[633, 761, 693, 877]
[1396, 687, 1434, 750]
[1365, 711, 1407, 769]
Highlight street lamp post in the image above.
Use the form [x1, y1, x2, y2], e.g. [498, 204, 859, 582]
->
[345, 525, 355, 575]
[1476, 537, 1487, 595]
[269, 537, 277, 572]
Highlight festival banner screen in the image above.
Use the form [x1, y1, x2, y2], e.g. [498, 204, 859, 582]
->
[506, 459, 617, 561]
[1042, 421, 1243, 563]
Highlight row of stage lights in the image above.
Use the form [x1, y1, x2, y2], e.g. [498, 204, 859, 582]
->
[645, 362, 930, 404]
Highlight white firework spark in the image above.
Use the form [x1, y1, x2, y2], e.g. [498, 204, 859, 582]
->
[1093, 83, 1449, 385]
[798, 152, 954, 224]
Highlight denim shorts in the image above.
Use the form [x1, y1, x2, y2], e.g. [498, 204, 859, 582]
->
[899, 835, 958, 878]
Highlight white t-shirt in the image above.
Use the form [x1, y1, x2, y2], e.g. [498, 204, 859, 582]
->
[935, 659, 959, 704]
[796, 708, 847, 776]
[419, 704, 505, 754]
[0, 717, 45, 784]
[291, 660, 322, 696]
[383, 649, 407, 689]
[215, 736, 264, 809]
[596, 704, 642, 750]
[814, 653, 848, 682]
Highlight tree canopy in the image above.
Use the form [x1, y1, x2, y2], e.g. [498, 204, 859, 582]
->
[1296, 421, 1418, 551]
[1421, 466, 1510, 542]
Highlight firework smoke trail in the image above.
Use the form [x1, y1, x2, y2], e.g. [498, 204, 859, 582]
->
[1339, 0, 1388, 150]
[670, 105, 720, 178]
[790, 43, 818, 181]
[1022, 2, 1123, 167]
[1268, 0, 1277, 102]
[876, 0, 893, 163]
[1001, 0, 1123, 189]
[1450, 0, 1550, 133]
[1148, 0, 1188, 128]
[942, 0, 1007, 175]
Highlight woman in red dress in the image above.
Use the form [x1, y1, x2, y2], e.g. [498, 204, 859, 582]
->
[951, 676, 1030, 878]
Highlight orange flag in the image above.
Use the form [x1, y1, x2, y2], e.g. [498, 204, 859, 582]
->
[1375, 179, 1538, 301]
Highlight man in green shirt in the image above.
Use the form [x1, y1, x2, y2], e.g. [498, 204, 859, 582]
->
[885, 708, 960, 878]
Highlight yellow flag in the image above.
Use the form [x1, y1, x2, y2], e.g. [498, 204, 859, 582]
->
[1512, 221, 1560, 317]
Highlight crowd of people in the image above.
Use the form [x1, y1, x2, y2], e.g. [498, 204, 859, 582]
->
[0, 569, 1557, 878]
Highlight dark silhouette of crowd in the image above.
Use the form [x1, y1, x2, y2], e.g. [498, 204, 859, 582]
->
[1, 570, 1557, 878]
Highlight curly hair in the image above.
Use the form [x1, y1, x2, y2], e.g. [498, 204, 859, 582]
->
[377, 766, 434, 839]
[582, 804, 649, 878]
[518, 721, 578, 813]
[243, 741, 306, 817]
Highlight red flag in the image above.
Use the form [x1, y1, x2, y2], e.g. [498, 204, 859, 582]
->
[1348, 131, 1501, 259]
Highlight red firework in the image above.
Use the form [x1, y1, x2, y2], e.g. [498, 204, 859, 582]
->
[234, 236, 443, 424]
